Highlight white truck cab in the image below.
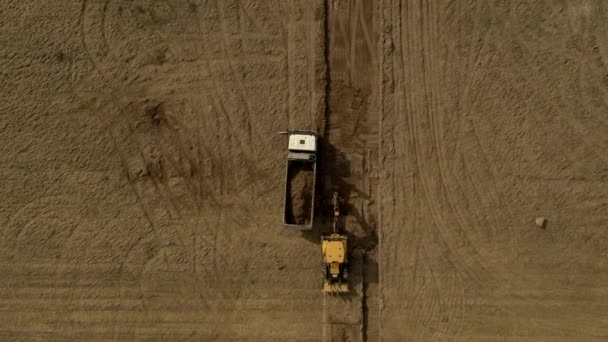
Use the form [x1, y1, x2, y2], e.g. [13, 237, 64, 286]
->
[288, 133, 317, 152]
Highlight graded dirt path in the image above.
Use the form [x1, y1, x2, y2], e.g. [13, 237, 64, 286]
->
[0, 0, 326, 340]
[323, 0, 381, 341]
[379, 1, 608, 340]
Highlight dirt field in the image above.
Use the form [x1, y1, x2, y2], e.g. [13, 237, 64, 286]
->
[1, 0, 608, 341]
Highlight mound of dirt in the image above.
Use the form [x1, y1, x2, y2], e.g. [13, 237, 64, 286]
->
[287, 163, 314, 225]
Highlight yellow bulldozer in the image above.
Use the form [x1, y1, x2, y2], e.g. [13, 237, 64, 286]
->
[322, 233, 348, 293]
[322, 192, 348, 294]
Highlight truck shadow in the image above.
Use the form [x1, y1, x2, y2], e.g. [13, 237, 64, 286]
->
[300, 138, 379, 289]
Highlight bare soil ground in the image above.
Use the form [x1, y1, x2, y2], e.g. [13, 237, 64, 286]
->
[379, 1, 608, 341]
[1, 0, 326, 340]
[1, 0, 608, 341]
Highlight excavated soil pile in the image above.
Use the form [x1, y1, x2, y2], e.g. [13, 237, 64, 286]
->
[286, 162, 314, 225]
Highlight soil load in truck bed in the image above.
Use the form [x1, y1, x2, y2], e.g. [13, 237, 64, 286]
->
[286, 161, 315, 225]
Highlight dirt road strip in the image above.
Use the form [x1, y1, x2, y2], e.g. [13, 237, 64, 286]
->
[324, 0, 381, 340]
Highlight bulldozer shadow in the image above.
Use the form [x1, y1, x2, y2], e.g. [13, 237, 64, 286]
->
[300, 138, 379, 291]
[318, 139, 378, 251]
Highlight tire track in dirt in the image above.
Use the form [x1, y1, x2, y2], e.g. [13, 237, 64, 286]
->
[426, 0, 522, 289]
[381, 0, 608, 340]
[194, 3, 299, 217]
[434, 1, 520, 288]
[504, 4, 608, 170]
[195, 2, 286, 183]
[72, 87, 224, 314]
[510, 4, 608, 303]
[377, 3, 401, 341]
[100, 0, 110, 56]
[79, 0, 102, 72]
[193, 8, 266, 207]
[3, 1, 326, 339]
[560, 31, 608, 165]
[356, 0, 377, 65]
[97, 103, 188, 240]
[325, 0, 380, 340]
[453, 1, 513, 254]
[72, 99, 177, 315]
[286, 0, 296, 129]
[444, 0, 542, 332]
[422, 2, 471, 330]
[41, 90, 175, 318]
[382, 0, 522, 339]
[398, 2, 465, 337]
[285, 0, 327, 132]
[215, 0, 255, 145]
[498, 2, 608, 276]
[195, 0, 328, 332]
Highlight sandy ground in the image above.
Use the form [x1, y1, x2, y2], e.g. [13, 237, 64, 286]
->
[1, 0, 608, 341]
[379, 1, 608, 341]
[1, 0, 326, 340]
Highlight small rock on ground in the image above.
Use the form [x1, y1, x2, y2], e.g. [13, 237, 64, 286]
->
[535, 217, 547, 228]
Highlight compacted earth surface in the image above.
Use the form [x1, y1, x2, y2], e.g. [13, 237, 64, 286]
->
[1, 0, 608, 341]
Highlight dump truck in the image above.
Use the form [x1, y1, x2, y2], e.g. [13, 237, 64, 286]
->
[322, 192, 349, 294]
[280, 130, 318, 229]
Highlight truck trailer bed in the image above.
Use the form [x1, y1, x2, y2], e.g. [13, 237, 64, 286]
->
[284, 159, 315, 227]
